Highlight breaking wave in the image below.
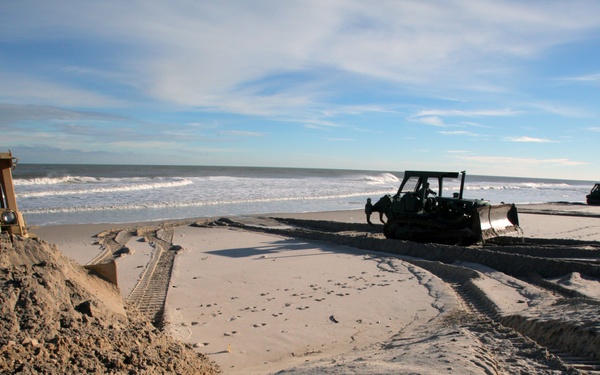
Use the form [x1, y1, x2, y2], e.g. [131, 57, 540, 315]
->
[17, 179, 193, 198]
[14, 176, 102, 185]
[22, 190, 393, 215]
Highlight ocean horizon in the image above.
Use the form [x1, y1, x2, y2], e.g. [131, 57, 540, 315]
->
[11, 164, 596, 226]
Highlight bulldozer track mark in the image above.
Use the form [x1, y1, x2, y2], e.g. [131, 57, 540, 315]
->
[454, 281, 600, 373]
[127, 245, 176, 327]
[216, 217, 600, 374]
[126, 227, 178, 327]
[89, 225, 183, 328]
[88, 229, 135, 265]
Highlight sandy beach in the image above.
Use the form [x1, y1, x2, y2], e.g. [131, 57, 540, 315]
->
[28, 202, 600, 374]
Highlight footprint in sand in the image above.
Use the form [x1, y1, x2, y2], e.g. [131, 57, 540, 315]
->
[284, 302, 292, 307]
[272, 312, 283, 317]
[252, 323, 267, 328]
[315, 298, 326, 302]
[223, 331, 238, 336]
[297, 306, 310, 310]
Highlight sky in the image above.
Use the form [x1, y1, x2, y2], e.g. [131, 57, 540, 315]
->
[2, 1, 600, 180]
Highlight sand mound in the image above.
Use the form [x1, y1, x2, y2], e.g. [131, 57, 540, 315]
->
[0, 235, 220, 374]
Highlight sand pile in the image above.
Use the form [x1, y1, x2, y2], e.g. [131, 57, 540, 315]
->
[0, 235, 220, 374]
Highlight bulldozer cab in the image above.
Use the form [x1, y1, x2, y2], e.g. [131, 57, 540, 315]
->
[395, 171, 459, 197]
[0, 152, 27, 236]
[394, 171, 461, 213]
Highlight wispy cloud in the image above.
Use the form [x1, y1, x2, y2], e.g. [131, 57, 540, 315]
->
[303, 119, 343, 130]
[409, 108, 519, 128]
[219, 130, 266, 137]
[414, 109, 520, 117]
[439, 130, 479, 137]
[0, 73, 124, 108]
[411, 116, 447, 127]
[504, 136, 553, 143]
[562, 72, 600, 84]
[453, 155, 586, 167]
[325, 137, 354, 142]
[0, 104, 126, 125]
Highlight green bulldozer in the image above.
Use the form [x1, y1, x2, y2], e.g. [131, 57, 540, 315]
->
[367, 170, 520, 245]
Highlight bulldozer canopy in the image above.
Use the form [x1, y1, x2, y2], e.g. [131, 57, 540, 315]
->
[396, 171, 460, 198]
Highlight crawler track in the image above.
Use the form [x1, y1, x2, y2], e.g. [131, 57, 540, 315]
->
[89, 224, 182, 327]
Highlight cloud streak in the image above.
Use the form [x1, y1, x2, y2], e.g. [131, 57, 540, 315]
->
[505, 136, 553, 143]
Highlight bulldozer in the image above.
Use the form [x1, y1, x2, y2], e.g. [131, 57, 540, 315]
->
[586, 183, 600, 205]
[367, 170, 520, 245]
[0, 152, 27, 237]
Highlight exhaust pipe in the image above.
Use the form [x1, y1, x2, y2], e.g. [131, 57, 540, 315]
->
[459, 171, 466, 199]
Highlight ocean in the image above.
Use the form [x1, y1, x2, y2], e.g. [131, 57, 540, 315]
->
[10, 164, 596, 226]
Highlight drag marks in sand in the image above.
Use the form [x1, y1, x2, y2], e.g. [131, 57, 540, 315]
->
[165, 225, 444, 373]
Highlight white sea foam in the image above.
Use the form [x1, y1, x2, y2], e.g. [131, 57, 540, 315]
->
[22, 190, 394, 215]
[363, 173, 400, 185]
[17, 179, 193, 198]
[463, 182, 572, 191]
[14, 176, 102, 185]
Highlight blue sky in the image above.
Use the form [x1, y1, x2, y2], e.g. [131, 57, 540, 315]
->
[2, 1, 600, 180]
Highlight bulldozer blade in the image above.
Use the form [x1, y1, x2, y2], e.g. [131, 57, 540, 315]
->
[475, 204, 520, 241]
[84, 260, 119, 287]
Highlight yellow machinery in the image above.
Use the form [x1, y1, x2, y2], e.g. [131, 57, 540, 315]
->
[0, 152, 118, 286]
[0, 152, 27, 237]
